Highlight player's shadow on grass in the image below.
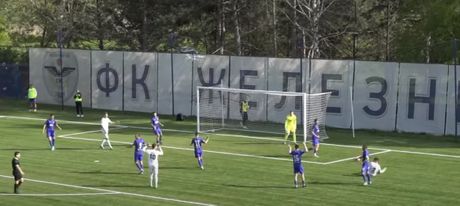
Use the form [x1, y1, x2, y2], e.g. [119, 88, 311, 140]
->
[0, 147, 100, 151]
[82, 184, 148, 188]
[161, 166, 191, 170]
[234, 142, 283, 145]
[342, 172, 363, 177]
[72, 171, 134, 175]
[223, 184, 292, 189]
[308, 181, 357, 185]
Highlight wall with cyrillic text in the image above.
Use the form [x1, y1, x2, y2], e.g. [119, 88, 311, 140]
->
[29, 48, 459, 136]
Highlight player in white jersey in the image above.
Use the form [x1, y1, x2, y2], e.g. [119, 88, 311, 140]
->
[143, 143, 163, 188]
[100, 112, 114, 149]
[369, 157, 387, 176]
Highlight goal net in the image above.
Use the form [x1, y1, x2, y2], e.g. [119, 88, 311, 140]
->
[196, 86, 331, 142]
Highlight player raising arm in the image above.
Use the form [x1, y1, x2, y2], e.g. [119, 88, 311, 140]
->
[288, 142, 308, 188]
[131, 134, 146, 174]
[42, 114, 62, 151]
[151, 112, 165, 145]
[284, 111, 298, 144]
[355, 144, 372, 186]
[191, 131, 209, 170]
[143, 143, 164, 188]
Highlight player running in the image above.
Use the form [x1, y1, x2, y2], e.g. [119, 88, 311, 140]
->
[191, 131, 209, 170]
[143, 143, 164, 188]
[12, 151, 25, 194]
[311, 119, 319, 157]
[100, 112, 114, 150]
[355, 144, 372, 186]
[369, 157, 387, 176]
[288, 142, 308, 188]
[284, 111, 298, 144]
[151, 112, 164, 144]
[42, 114, 62, 151]
[132, 134, 146, 174]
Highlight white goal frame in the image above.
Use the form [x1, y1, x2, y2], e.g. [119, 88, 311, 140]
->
[196, 86, 331, 142]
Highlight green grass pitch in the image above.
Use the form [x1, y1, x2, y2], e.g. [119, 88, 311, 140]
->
[1, 99, 460, 206]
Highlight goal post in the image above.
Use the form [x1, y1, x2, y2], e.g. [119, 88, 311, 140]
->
[196, 86, 331, 142]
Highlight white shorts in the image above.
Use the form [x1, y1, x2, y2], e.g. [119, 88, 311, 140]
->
[149, 165, 158, 175]
[101, 128, 109, 136]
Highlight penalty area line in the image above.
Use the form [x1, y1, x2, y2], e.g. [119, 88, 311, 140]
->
[59, 127, 127, 138]
[0, 175, 215, 206]
[5, 115, 460, 160]
[323, 150, 392, 165]
[57, 135, 326, 165]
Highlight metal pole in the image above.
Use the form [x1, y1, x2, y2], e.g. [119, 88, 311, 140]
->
[454, 39, 458, 136]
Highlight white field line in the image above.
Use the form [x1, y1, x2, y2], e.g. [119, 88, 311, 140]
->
[323, 150, 393, 165]
[0, 192, 119, 197]
[4, 115, 460, 159]
[0, 175, 215, 206]
[58, 135, 326, 165]
[59, 127, 125, 138]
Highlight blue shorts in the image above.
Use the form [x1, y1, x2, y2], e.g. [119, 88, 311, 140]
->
[293, 164, 304, 174]
[47, 130, 55, 138]
[153, 127, 162, 136]
[361, 162, 369, 173]
[29, 98, 36, 104]
[194, 151, 202, 158]
[312, 138, 320, 146]
[134, 153, 143, 161]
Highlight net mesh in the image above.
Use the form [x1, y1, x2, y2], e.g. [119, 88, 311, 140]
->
[197, 87, 331, 142]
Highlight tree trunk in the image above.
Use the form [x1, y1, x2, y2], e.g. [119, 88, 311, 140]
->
[290, 0, 298, 57]
[272, 0, 278, 56]
[308, 0, 320, 58]
[234, 0, 242, 56]
[219, 0, 226, 54]
[141, 0, 147, 51]
[97, 0, 104, 50]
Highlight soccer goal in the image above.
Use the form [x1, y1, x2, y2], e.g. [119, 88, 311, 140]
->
[196, 86, 331, 142]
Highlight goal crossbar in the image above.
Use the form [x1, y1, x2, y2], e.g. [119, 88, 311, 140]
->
[196, 86, 331, 143]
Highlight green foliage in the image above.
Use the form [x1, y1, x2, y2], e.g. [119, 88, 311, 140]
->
[0, 0, 459, 63]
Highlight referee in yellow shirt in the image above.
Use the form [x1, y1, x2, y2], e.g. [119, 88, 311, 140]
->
[74, 90, 84, 117]
[284, 111, 297, 144]
[240, 99, 249, 128]
[27, 84, 38, 112]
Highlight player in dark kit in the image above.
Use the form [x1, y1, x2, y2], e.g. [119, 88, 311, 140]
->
[151, 112, 165, 144]
[191, 131, 210, 170]
[288, 142, 308, 188]
[12, 151, 25, 194]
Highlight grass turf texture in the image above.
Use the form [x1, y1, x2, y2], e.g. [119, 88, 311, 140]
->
[1, 98, 460, 206]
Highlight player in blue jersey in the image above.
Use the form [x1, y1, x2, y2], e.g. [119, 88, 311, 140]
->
[42, 114, 62, 151]
[355, 144, 372, 186]
[311, 119, 320, 157]
[288, 142, 308, 188]
[151, 112, 164, 145]
[190, 131, 209, 170]
[131, 134, 146, 174]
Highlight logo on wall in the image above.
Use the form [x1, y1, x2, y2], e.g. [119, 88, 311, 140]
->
[42, 51, 78, 102]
